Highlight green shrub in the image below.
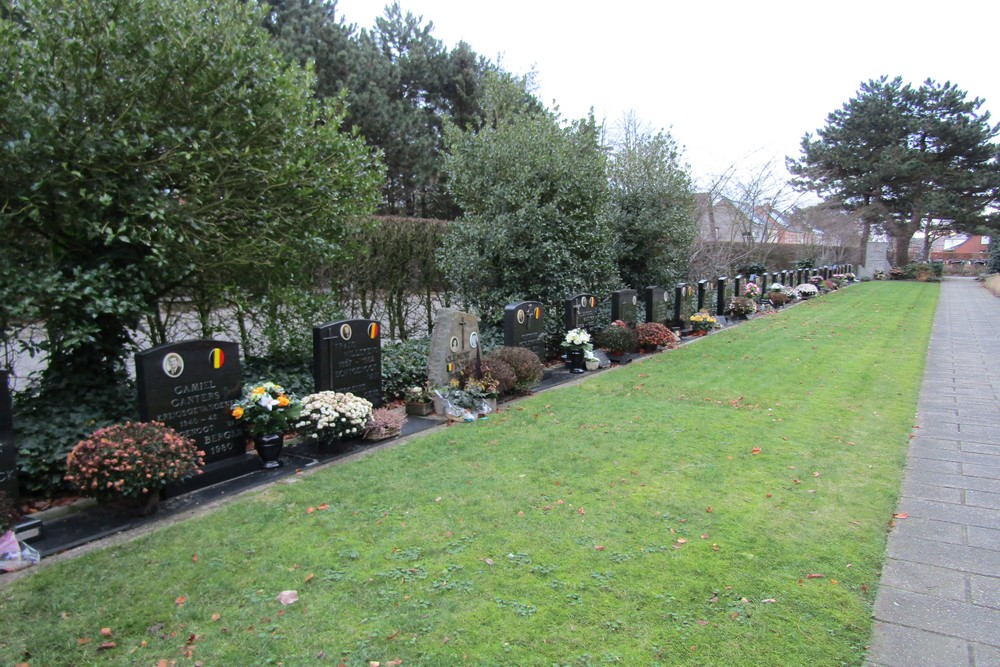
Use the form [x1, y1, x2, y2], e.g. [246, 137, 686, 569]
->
[482, 357, 516, 396]
[595, 324, 638, 353]
[484, 347, 542, 394]
[14, 381, 136, 497]
[381, 338, 431, 401]
[242, 355, 313, 399]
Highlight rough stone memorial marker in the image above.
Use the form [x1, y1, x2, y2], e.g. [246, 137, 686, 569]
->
[136, 340, 243, 464]
[645, 286, 671, 325]
[0, 372, 16, 499]
[313, 318, 382, 407]
[611, 289, 638, 326]
[503, 301, 545, 360]
[428, 309, 481, 387]
[564, 294, 598, 332]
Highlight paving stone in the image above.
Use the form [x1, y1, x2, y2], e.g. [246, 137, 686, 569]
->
[892, 517, 967, 545]
[962, 442, 1000, 457]
[874, 587, 1000, 644]
[901, 480, 963, 504]
[967, 526, 1000, 550]
[865, 621, 971, 667]
[879, 557, 968, 600]
[962, 463, 1000, 480]
[911, 435, 962, 451]
[909, 448, 1000, 466]
[958, 423, 1000, 444]
[906, 469, 1000, 494]
[907, 458, 964, 475]
[966, 489, 1000, 511]
[888, 535, 1000, 577]
[974, 642, 1000, 666]
[969, 573, 1000, 610]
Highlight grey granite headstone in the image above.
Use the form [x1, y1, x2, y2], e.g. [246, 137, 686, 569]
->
[313, 318, 382, 407]
[136, 340, 243, 464]
[0, 372, 16, 499]
[858, 241, 892, 278]
[503, 301, 546, 360]
[428, 308, 480, 387]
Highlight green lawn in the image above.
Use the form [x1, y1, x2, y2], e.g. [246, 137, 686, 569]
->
[0, 282, 939, 666]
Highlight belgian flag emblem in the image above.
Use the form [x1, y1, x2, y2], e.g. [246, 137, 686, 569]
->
[368, 323, 379, 339]
[209, 348, 225, 369]
[534, 306, 541, 320]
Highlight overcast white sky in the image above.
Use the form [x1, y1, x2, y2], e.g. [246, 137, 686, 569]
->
[336, 0, 1000, 189]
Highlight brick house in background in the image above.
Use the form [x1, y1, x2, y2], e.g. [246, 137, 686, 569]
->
[929, 234, 991, 262]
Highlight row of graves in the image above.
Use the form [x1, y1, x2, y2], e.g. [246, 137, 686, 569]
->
[2, 264, 852, 557]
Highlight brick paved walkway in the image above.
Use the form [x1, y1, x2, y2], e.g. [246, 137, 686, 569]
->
[867, 277, 1000, 666]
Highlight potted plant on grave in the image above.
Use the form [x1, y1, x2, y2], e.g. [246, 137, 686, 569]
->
[363, 406, 406, 441]
[231, 381, 303, 468]
[295, 391, 373, 446]
[795, 283, 818, 299]
[726, 295, 758, 319]
[65, 422, 205, 515]
[743, 282, 762, 299]
[688, 311, 719, 335]
[595, 320, 638, 356]
[584, 350, 600, 371]
[635, 322, 678, 352]
[768, 283, 789, 308]
[404, 384, 434, 416]
[561, 327, 594, 374]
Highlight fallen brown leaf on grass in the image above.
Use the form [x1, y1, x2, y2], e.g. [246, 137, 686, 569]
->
[806, 573, 824, 579]
[751, 447, 762, 455]
[893, 513, 908, 519]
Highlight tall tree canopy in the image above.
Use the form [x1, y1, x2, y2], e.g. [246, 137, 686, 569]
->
[606, 113, 696, 290]
[788, 76, 1000, 267]
[0, 0, 381, 395]
[440, 72, 618, 337]
[264, 1, 492, 218]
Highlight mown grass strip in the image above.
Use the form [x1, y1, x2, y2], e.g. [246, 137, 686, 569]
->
[0, 282, 938, 666]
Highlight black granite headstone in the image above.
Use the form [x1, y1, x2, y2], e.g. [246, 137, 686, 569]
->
[672, 283, 694, 327]
[0, 372, 16, 500]
[645, 286, 671, 324]
[715, 277, 728, 316]
[611, 289, 638, 326]
[733, 275, 743, 299]
[136, 340, 243, 464]
[503, 301, 546, 360]
[697, 280, 708, 312]
[565, 294, 598, 332]
[313, 318, 382, 407]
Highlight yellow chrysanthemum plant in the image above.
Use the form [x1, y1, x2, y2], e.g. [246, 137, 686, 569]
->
[689, 311, 719, 332]
[231, 381, 303, 436]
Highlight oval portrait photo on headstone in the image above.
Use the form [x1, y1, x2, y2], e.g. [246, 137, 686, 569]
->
[469, 331, 479, 349]
[449, 336, 460, 352]
[162, 352, 184, 378]
[340, 323, 353, 341]
[517, 309, 526, 324]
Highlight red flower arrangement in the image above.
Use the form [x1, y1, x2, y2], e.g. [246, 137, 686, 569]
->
[65, 422, 204, 500]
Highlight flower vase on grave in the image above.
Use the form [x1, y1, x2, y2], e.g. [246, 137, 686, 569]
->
[566, 348, 586, 374]
[253, 433, 284, 469]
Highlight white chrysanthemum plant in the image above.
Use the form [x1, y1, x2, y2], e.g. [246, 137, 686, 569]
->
[561, 328, 594, 353]
[795, 283, 819, 298]
[295, 391, 374, 441]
